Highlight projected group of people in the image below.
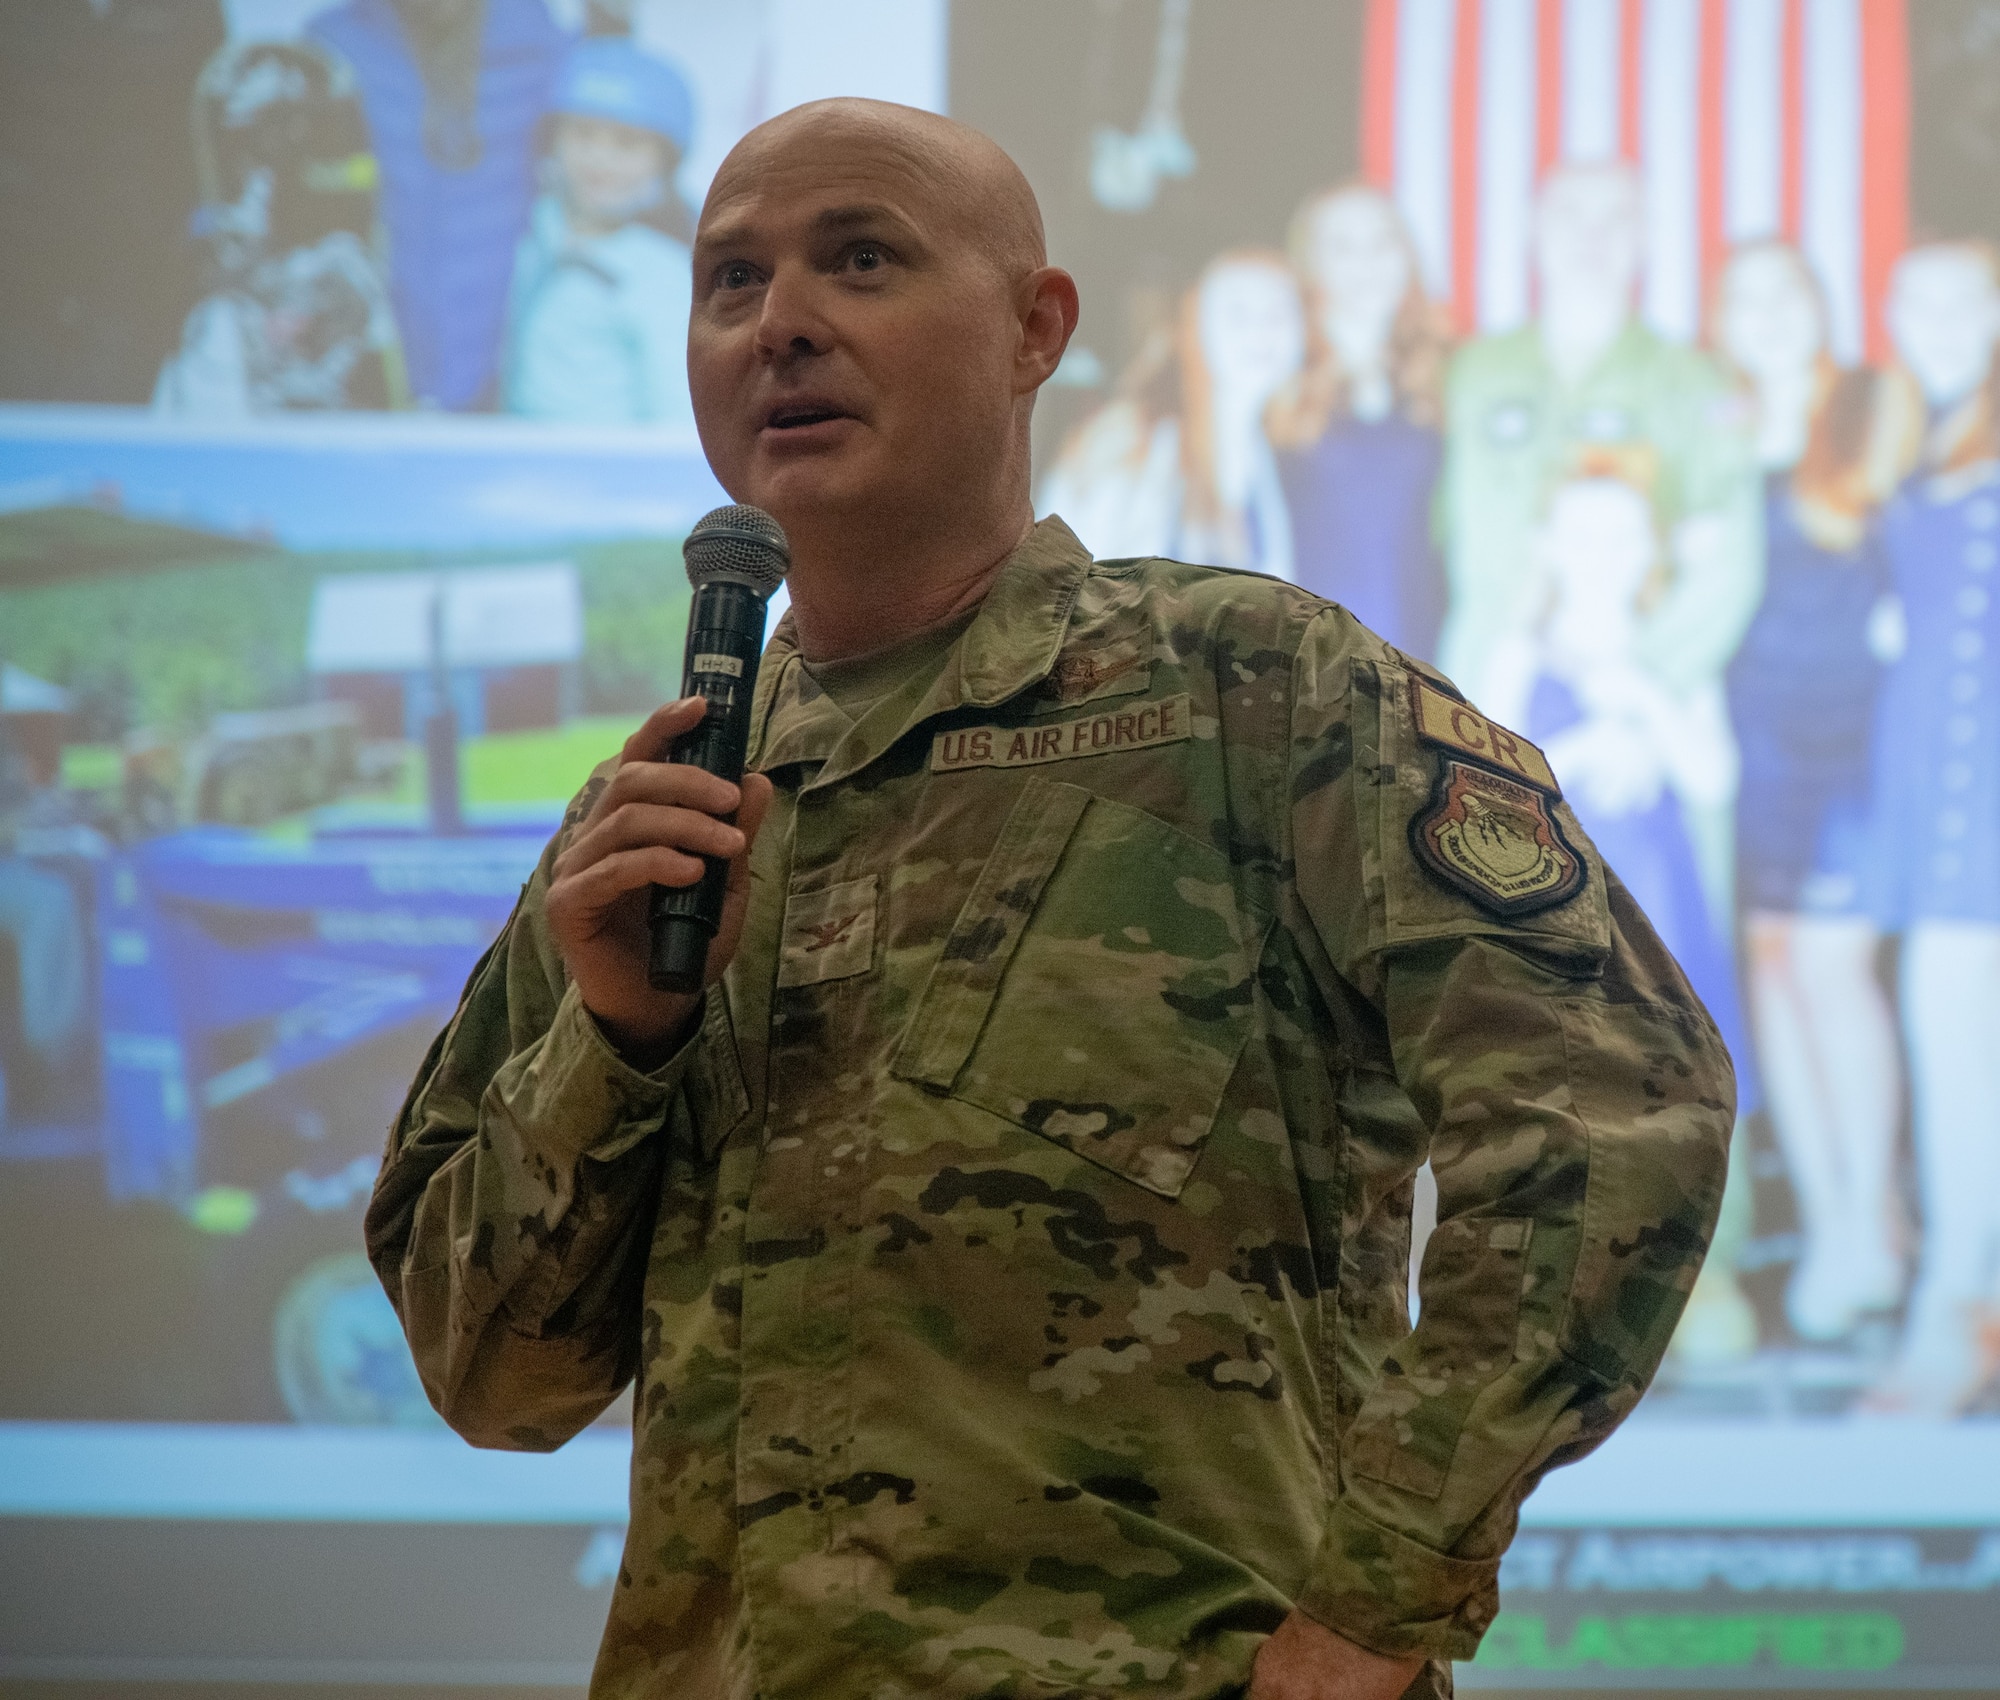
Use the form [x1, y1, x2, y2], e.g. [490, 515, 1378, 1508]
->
[152, 1, 699, 426]
[1042, 160, 2000, 1418]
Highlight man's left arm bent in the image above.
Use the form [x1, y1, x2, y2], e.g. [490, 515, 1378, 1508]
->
[1279, 614, 1735, 1667]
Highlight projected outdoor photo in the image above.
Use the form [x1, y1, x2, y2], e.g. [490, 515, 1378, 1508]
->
[2, 0, 1998, 1691]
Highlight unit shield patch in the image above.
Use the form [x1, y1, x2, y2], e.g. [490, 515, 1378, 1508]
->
[1411, 759, 1585, 918]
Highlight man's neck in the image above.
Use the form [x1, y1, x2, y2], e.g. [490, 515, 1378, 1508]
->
[1538, 287, 1632, 387]
[786, 507, 1037, 664]
[1749, 361, 1817, 469]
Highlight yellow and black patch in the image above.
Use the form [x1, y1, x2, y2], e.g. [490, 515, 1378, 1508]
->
[1410, 760, 1586, 919]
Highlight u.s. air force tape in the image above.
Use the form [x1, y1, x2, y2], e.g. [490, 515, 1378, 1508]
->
[931, 693, 1192, 771]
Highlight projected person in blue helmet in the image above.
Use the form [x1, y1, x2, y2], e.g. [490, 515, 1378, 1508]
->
[502, 36, 699, 428]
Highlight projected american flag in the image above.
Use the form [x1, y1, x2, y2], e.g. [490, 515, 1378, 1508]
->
[1359, 0, 1910, 358]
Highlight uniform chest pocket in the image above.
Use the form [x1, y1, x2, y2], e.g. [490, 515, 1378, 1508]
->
[890, 775, 1270, 1199]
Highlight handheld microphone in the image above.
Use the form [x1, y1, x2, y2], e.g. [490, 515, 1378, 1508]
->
[647, 504, 790, 994]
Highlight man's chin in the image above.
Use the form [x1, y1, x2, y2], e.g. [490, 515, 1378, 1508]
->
[737, 453, 881, 532]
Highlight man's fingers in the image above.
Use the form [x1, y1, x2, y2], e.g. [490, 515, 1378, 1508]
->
[585, 753, 741, 832]
[619, 696, 708, 767]
[551, 845, 708, 920]
[558, 801, 745, 879]
[737, 771, 775, 843]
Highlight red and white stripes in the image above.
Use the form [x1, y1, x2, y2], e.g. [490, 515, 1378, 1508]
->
[1360, 0, 1909, 360]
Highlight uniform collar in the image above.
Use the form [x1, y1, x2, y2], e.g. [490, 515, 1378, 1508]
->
[750, 515, 1093, 787]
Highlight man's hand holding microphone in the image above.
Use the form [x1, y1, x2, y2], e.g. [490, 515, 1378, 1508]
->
[545, 505, 788, 1068]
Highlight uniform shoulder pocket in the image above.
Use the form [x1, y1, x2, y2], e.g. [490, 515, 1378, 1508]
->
[892, 775, 1270, 1199]
[1365, 658, 1610, 968]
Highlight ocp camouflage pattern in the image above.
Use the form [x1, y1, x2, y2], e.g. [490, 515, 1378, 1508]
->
[367, 518, 1734, 1699]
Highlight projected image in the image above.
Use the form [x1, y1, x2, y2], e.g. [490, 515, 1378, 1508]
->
[0, 417, 720, 1427]
[1039, 4, 2000, 1429]
[159, 6, 701, 423]
[0, 0, 941, 1435]
[2, 0, 944, 424]
[6, 0, 2000, 1690]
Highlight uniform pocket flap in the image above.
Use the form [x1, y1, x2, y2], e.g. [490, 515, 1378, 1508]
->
[890, 775, 1093, 1091]
[915, 792, 1269, 1200]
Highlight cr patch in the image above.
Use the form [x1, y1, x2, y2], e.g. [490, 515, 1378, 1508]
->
[1410, 678, 1559, 794]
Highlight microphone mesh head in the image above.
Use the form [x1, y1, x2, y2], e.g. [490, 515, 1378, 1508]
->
[683, 504, 790, 594]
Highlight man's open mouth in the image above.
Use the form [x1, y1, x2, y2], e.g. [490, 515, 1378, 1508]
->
[766, 403, 850, 430]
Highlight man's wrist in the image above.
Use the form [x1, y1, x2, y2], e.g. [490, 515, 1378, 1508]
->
[1250, 1610, 1426, 1699]
[1295, 1497, 1500, 1665]
[592, 993, 702, 1074]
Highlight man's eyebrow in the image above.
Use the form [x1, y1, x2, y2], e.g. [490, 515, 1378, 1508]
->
[693, 202, 922, 259]
[810, 202, 924, 242]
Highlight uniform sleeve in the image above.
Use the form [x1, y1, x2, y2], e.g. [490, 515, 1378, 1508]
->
[1637, 356, 1764, 694]
[363, 789, 746, 1451]
[1282, 613, 1734, 1660]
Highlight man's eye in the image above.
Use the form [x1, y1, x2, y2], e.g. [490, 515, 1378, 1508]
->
[849, 243, 887, 273]
[717, 261, 758, 290]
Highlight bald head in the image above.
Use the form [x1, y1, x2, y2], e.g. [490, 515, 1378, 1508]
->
[684, 97, 1078, 641]
[702, 98, 1047, 285]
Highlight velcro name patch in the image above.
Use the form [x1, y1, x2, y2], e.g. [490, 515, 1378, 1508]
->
[777, 874, 878, 988]
[1411, 678, 1559, 794]
[931, 693, 1192, 772]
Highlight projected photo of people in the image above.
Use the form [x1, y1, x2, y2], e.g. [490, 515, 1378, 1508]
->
[1715, 241, 1915, 1355]
[153, 39, 398, 416]
[1481, 449, 1753, 1116]
[1438, 159, 1764, 1368]
[6, 0, 911, 426]
[501, 35, 698, 427]
[1268, 183, 1451, 660]
[1041, 250, 1303, 578]
[1866, 240, 2000, 1416]
[1440, 162, 1763, 866]
[305, 0, 569, 413]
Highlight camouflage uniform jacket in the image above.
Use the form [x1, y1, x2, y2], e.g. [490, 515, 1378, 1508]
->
[367, 517, 1733, 1699]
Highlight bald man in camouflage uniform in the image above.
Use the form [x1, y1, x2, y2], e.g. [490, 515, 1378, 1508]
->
[368, 101, 1732, 1700]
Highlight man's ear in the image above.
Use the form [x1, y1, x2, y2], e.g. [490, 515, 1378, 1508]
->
[1015, 266, 1080, 395]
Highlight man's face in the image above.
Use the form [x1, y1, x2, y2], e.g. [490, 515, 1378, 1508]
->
[688, 138, 1026, 535]
[1534, 167, 1642, 305]
[1307, 190, 1410, 337]
[1887, 247, 2000, 408]
[553, 115, 668, 230]
[1715, 247, 1824, 381]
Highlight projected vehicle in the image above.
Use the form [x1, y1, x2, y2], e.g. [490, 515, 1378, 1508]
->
[0, 505, 590, 1424]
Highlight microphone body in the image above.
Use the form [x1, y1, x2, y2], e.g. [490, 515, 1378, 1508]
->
[647, 506, 789, 994]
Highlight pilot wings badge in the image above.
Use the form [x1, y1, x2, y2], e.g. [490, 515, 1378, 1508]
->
[1410, 760, 1585, 918]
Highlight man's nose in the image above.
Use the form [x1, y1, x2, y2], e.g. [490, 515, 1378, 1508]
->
[753, 266, 831, 363]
